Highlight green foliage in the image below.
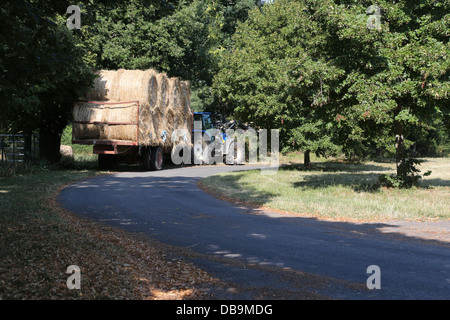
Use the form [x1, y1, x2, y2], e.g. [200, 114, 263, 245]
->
[0, 1, 94, 134]
[411, 118, 450, 157]
[377, 157, 432, 189]
[2, 0, 447, 169]
[214, 0, 449, 182]
[1, 0, 260, 161]
[213, 0, 343, 155]
[79, 0, 259, 112]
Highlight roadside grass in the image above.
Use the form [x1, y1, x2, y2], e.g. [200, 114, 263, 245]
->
[0, 162, 218, 299]
[199, 155, 450, 222]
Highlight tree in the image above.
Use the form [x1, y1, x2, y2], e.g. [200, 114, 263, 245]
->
[80, 0, 259, 112]
[213, 0, 343, 165]
[0, 0, 94, 163]
[312, 0, 449, 181]
[1, 0, 260, 163]
[214, 0, 449, 178]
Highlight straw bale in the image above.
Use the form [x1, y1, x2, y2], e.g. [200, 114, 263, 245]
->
[102, 125, 137, 141]
[74, 69, 192, 146]
[180, 81, 191, 116]
[84, 70, 117, 101]
[102, 102, 139, 123]
[72, 101, 103, 140]
[73, 101, 139, 142]
[73, 123, 100, 140]
[73, 101, 103, 122]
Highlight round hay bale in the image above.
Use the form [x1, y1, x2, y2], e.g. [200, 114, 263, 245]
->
[166, 77, 180, 112]
[180, 81, 191, 115]
[102, 101, 138, 124]
[105, 124, 137, 141]
[60, 145, 73, 158]
[76, 68, 191, 147]
[73, 101, 103, 122]
[84, 70, 119, 101]
[73, 123, 101, 140]
[138, 70, 158, 146]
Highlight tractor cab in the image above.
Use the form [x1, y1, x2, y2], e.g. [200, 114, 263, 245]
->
[193, 112, 214, 132]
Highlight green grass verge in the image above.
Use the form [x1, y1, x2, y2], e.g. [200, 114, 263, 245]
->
[200, 157, 450, 221]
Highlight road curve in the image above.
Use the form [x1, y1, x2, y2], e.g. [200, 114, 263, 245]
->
[58, 165, 450, 300]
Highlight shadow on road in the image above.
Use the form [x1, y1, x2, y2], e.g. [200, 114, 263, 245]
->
[58, 166, 450, 300]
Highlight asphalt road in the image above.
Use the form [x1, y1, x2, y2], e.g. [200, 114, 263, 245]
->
[58, 165, 450, 300]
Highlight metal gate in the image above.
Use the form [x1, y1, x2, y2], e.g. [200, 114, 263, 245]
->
[0, 134, 39, 166]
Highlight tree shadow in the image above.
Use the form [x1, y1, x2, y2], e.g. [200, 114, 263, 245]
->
[420, 178, 450, 188]
[58, 168, 450, 299]
[280, 161, 391, 192]
[283, 161, 450, 191]
[201, 169, 278, 206]
[292, 172, 382, 192]
[280, 161, 392, 173]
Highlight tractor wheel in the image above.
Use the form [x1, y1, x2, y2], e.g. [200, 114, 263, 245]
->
[192, 140, 208, 165]
[143, 146, 163, 171]
[225, 141, 245, 165]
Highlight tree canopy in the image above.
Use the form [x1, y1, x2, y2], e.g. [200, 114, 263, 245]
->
[80, 0, 261, 111]
[213, 0, 449, 171]
[0, 0, 96, 162]
[1, 0, 448, 171]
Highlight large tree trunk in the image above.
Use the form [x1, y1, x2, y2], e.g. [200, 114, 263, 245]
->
[39, 119, 66, 164]
[39, 130, 62, 164]
[304, 150, 311, 167]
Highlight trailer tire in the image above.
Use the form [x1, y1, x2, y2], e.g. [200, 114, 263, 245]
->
[143, 146, 163, 171]
[98, 154, 115, 170]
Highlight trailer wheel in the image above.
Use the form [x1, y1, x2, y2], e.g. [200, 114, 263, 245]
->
[98, 154, 115, 170]
[143, 146, 163, 171]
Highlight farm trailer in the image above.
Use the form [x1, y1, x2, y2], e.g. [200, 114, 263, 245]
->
[71, 69, 246, 170]
[72, 69, 192, 171]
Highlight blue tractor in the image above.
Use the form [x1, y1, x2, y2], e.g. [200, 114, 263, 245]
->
[192, 112, 246, 165]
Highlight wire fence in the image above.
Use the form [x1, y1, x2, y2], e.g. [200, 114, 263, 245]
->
[0, 134, 39, 166]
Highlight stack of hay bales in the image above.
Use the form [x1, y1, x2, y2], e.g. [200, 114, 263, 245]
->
[73, 69, 192, 150]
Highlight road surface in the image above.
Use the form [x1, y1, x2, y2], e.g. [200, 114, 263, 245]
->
[58, 165, 450, 299]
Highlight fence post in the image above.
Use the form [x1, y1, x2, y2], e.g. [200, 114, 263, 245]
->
[24, 133, 32, 163]
[12, 135, 15, 166]
[1, 136, 4, 165]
